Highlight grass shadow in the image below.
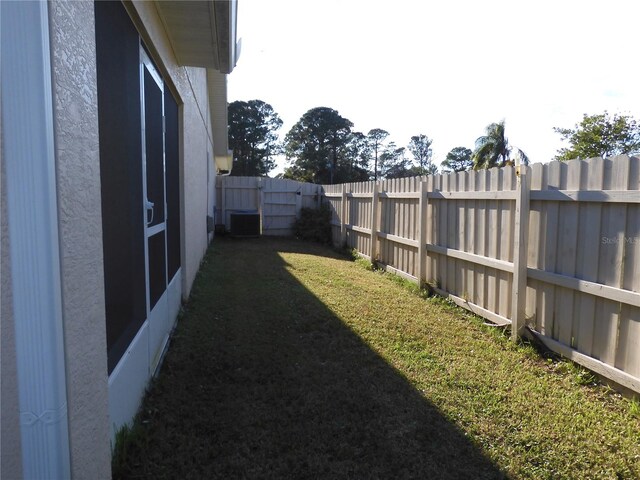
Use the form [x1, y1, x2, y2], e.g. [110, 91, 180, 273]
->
[114, 237, 509, 479]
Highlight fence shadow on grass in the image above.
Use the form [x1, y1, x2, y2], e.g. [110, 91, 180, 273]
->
[115, 237, 508, 479]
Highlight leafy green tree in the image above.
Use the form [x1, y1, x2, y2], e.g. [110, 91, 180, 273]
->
[367, 128, 389, 181]
[379, 143, 412, 179]
[399, 163, 439, 177]
[343, 131, 371, 182]
[441, 146, 473, 172]
[553, 111, 640, 161]
[420, 163, 439, 175]
[228, 100, 282, 176]
[408, 134, 434, 174]
[283, 107, 353, 184]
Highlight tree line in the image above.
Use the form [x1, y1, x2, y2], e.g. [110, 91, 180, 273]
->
[228, 100, 640, 184]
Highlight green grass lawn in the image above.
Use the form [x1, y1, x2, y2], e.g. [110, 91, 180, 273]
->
[113, 237, 639, 479]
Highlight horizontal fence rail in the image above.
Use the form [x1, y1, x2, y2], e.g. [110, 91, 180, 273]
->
[322, 156, 640, 394]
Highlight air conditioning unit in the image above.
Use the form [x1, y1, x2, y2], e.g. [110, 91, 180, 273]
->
[230, 211, 260, 237]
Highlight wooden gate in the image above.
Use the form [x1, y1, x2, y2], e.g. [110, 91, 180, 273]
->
[216, 176, 322, 236]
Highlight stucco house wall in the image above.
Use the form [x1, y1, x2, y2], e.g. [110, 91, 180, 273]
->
[129, 1, 214, 295]
[1, 1, 226, 477]
[48, 2, 112, 478]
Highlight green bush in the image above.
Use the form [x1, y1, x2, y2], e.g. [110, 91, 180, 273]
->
[293, 205, 332, 244]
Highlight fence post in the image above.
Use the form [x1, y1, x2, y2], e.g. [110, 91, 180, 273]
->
[370, 182, 379, 261]
[257, 178, 264, 234]
[340, 183, 347, 247]
[417, 180, 427, 288]
[221, 177, 226, 230]
[425, 176, 432, 287]
[511, 164, 530, 341]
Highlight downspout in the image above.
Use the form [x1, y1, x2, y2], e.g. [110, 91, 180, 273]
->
[1, 2, 71, 478]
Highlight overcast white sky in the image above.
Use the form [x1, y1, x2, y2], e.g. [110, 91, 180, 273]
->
[227, 0, 640, 175]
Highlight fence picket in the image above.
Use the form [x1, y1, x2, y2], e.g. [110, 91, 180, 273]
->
[616, 156, 640, 376]
[371, 182, 379, 261]
[527, 164, 543, 330]
[556, 160, 581, 346]
[464, 171, 475, 302]
[474, 170, 487, 308]
[426, 175, 435, 285]
[595, 157, 629, 365]
[541, 161, 561, 336]
[340, 184, 347, 246]
[456, 172, 467, 298]
[417, 181, 427, 287]
[487, 169, 500, 314]
[499, 167, 514, 319]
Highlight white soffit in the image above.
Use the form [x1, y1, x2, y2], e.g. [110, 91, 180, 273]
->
[155, 0, 238, 73]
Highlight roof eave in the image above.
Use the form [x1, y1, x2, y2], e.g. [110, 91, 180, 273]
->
[155, 0, 238, 73]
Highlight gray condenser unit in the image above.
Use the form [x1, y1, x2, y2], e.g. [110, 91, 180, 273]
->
[229, 211, 260, 237]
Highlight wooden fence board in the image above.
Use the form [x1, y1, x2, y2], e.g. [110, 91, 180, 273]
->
[426, 175, 435, 285]
[445, 174, 456, 294]
[527, 163, 543, 331]
[556, 160, 581, 346]
[474, 170, 487, 308]
[541, 161, 561, 336]
[594, 158, 628, 364]
[499, 167, 514, 319]
[465, 171, 476, 303]
[486, 169, 500, 314]
[456, 172, 466, 298]
[617, 156, 640, 376]
[436, 174, 447, 289]
[575, 158, 604, 354]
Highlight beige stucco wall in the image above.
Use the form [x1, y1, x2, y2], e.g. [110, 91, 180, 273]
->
[48, 2, 112, 478]
[49, 2, 215, 475]
[1, 2, 217, 477]
[129, 1, 215, 297]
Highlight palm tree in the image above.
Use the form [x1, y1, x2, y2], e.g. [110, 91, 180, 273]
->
[472, 120, 529, 169]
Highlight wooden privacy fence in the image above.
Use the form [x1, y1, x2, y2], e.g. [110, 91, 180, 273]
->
[322, 156, 640, 394]
[215, 176, 321, 236]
